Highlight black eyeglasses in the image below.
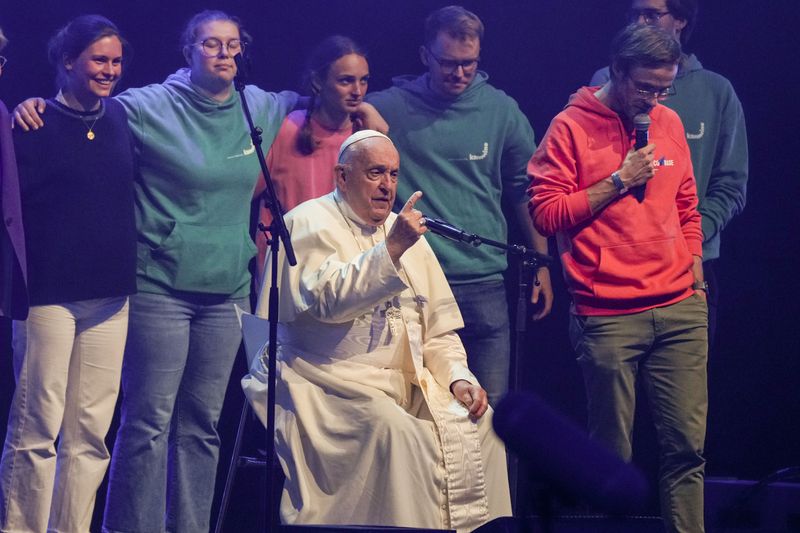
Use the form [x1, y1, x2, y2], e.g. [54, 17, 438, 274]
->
[193, 38, 246, 58]
[425, 48, 479, 75]
[0, 56, 7, 68]
[630, 80, 676, 100]
[628, 9, 672, 24]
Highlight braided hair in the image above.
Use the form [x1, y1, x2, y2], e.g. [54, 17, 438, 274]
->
[297, 35, 366, 155]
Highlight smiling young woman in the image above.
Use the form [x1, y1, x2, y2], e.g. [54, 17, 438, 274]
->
[59, 34, 122, 114]
[0, 15, 137, 533]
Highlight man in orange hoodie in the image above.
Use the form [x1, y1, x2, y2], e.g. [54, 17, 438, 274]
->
[528, 24, 707, 533]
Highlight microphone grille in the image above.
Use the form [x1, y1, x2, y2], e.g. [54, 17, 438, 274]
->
[633, 113, 651, 130]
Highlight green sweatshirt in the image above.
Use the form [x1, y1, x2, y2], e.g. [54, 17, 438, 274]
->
[590, 54, 748, 260]
[367, 72, 536, 284]
[116, 68, 298, 297]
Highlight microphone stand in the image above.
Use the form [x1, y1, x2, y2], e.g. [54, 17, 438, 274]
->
[424, 221, 552, 524]
[510, 244, 545, 523]
[233, 53, 296, 533]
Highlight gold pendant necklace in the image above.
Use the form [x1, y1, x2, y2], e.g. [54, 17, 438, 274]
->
[55, 91, 101, 140]
[82, 116, 100, 140]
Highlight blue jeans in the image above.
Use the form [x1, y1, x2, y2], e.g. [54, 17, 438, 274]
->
[103, 292, 248, 533]
[449, 281, 510, 407]
[570, 294, 708, 533]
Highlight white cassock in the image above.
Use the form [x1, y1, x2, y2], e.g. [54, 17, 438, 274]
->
[242, 190, 511, 532]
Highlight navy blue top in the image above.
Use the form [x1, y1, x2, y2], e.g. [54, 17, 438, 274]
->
[15, 98, 137, 305]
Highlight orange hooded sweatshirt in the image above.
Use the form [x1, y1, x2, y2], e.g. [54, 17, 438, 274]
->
[528, 86, 702, 316]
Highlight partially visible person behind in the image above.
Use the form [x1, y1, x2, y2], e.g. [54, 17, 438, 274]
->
[0, 15, 136, 533]
[254, 35, 370, 276]
[367, 5, 552, 407]
[243, 130, 511, 532]
[0, 27, 28, 321]
[529, 24, 708, 533]
[590, 0, 748, 347]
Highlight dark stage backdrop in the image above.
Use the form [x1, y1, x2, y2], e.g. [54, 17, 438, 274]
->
[1, 0, 798, 530]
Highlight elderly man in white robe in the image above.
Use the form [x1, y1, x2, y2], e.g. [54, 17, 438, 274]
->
[241, 130, 512, 532]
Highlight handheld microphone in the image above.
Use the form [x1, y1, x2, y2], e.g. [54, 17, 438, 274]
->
[494, 391, 649, 515]
[421, 217, 481, 246]
[632, 113, 651, 203]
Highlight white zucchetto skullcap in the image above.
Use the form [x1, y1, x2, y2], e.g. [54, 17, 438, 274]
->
[337, 130, 393, 162]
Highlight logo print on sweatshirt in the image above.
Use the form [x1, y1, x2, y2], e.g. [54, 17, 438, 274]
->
[468, 142, 489, 161]
[686, 121, 705, 140]
[447, 142, 488, 162]
[227, 142, 256, 159]
[653, 156, 675, 167]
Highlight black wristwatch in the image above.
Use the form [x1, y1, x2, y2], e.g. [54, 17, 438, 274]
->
[610, 171, 628, 195]
[692, 280, 709, 292]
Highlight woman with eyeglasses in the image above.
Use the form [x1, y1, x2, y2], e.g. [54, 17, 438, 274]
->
[0, 16, 136, 533]
[95, 11, 287, 532]
[253, 35, 370, 277]
[97, 11, 301, 533]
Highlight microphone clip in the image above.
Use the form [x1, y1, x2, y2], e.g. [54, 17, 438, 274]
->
[422, 217, 481, 247]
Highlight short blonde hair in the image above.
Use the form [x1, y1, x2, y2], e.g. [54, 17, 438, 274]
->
[424, 5, 484, 46]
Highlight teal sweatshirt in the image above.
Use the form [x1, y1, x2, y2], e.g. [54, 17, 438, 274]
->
[591, 54, 748, 260]
[367, 72, 536, 284]
[116, 68, 298, 296]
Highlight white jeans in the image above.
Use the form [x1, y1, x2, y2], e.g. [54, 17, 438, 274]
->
[0, 297, 129, 533]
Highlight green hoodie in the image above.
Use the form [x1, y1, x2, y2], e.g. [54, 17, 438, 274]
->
[116, 68, 298, 297]
[367, 72, 536, 284]
[590, 54, 748, 261]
